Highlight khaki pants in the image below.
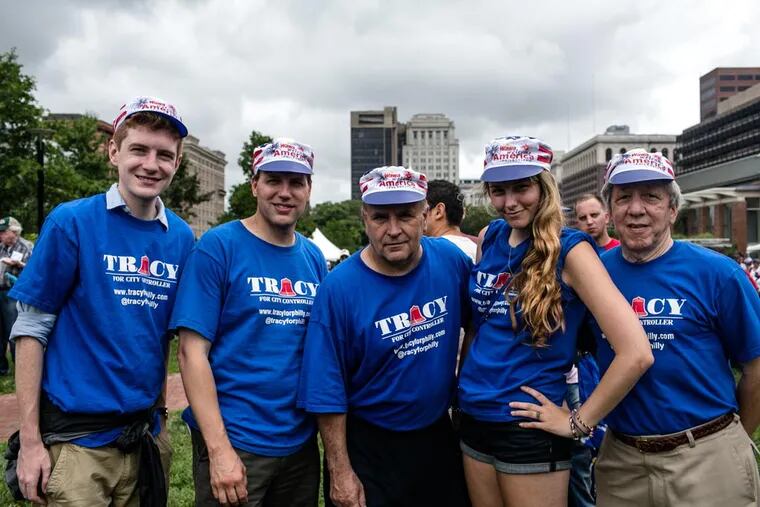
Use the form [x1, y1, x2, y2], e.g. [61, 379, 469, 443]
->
[44, 430, 173, 507]
[596, 415, 759, 507]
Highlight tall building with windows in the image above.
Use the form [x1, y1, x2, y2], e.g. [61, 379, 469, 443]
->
[675, 83, 760, 253]
[182, 135, 226, 237]
[700, 67, 760, 121]
[559, 126, 676, 214]
[402, 114, 459, 183]
[350, 107, 401, 200]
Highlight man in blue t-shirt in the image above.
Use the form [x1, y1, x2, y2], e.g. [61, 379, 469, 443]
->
[298, 167, 472, 507]
[171, 138, 327, 506]
[10, 96, 195, 505]
[593, 149, 760, 506]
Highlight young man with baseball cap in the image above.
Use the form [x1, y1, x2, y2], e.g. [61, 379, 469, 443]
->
[10, 96, 194, 505]
[171, 138, 327, 506]
[592, 149, 760, 506]
[298, 167, 472, 507]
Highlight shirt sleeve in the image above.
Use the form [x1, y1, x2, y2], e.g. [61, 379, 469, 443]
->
[169, 241, 227, 342]
[8, 215, 78, 315]
[715, 267, 760, 363]
[9, 302, 57, 346]
[297, 285, 349, 413]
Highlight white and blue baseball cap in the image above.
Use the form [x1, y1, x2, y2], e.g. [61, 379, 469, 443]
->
[113, 96, 188, 138]
[359, 167, 428, 205]
[604, 149, 674, 184]
[481, 136, 553, 182]
[252, 138, 315, 175]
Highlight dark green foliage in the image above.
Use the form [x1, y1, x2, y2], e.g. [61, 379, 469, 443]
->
[461, 205, 495, 236]
[309, 199, 366, 252]
[238, 130, 272, 180]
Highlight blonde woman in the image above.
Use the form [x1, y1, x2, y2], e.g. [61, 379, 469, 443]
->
[457, 136, 652, 507]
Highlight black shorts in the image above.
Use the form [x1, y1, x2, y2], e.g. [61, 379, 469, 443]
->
[324, 413, 471, 507]
[459, 412, 573, 474]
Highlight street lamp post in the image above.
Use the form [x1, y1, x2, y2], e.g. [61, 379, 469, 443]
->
[36, 136, 45, 233]
[29, 128, 54, 233]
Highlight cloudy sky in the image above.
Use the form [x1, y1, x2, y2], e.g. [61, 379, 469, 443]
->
[2, 0, 759, 203]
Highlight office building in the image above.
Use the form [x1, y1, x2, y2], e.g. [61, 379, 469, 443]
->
[350, 107, 401, 200]
[559, 126, 676, 214]
[182, 135, 226, 237]
[675, 83, 760, 252]
[402, 113, 459, 182]
[700, 67, 760, 121]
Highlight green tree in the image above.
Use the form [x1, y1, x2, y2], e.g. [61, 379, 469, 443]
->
[162, 157, 214, 222]
[461, 205, 495, 236]
[42, 115, 112, 211]
[0, 49, 43, 221]
[216, 130, 275, 224]
[216, 181, 256, 224]
[238, 130, 272, 180]
[309, 200, 365, 252]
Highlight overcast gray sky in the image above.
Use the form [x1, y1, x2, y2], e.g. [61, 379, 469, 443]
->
[2, 0, 759, 203]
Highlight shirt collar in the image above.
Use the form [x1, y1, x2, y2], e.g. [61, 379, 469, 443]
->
[106, 183, 169, 230]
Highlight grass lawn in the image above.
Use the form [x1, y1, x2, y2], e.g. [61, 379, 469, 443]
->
[0, 352, 756, 504]
[0, 411, 328, 506]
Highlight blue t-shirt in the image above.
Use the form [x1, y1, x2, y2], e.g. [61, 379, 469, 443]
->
[297, 237, 472, 431]
[9, 194, 194, 446]
[458, 220, 593, 422]
[170, 221, 327, 457]
[593, 241, 760, 435]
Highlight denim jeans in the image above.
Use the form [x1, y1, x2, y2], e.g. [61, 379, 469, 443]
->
[566, 382, 596, 507]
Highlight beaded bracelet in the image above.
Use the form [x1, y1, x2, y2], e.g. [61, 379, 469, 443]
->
[573, 409, 593, 434]
[568, 414, 583, 441]
[570, 408, 595, 440]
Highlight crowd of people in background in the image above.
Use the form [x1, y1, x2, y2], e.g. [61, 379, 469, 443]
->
[1, 95, 759, 507]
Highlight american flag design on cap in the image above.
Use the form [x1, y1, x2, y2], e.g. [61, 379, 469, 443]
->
[481, 136, 553, 182]
[604, 149, 674, 185]
[359, 166, 428, 205]
[112, 96, 188, 138]
[252, 138, 314, 176]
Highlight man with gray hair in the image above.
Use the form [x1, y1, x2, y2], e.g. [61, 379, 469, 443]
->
[299, 167, 471, 507]
[591, 149, 760, 506]
[0, 217, 33, 375]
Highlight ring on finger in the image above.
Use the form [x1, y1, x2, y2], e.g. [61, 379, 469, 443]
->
[535, 411, 541, 420]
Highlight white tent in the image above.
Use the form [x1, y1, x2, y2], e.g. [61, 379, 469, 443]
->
[310, 228, 350, 263]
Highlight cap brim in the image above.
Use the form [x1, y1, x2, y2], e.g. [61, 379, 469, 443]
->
[481, 165, 544, 182]
[257, 160, 313, 175]
[362, 189, 426, 205]
[608, 170, 673, 185]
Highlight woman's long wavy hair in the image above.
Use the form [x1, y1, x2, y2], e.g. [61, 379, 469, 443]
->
[487, 171, 565, 347]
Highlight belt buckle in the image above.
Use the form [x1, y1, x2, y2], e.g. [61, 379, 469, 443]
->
[635, 437, 648, 453]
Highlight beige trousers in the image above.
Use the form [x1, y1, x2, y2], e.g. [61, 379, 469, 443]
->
[596, 415, 759, 507]
[44, 430, 173, 507]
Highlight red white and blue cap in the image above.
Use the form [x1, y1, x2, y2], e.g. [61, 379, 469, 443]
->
[252, 138, 314, 175]
[481, 136, 553, 182]
[113, 96, 188, 138]
[359, 167, 428, 205]
[605, 149, 675, 184]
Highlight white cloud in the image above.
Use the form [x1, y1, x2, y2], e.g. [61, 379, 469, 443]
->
[2, 0, 760, 203]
